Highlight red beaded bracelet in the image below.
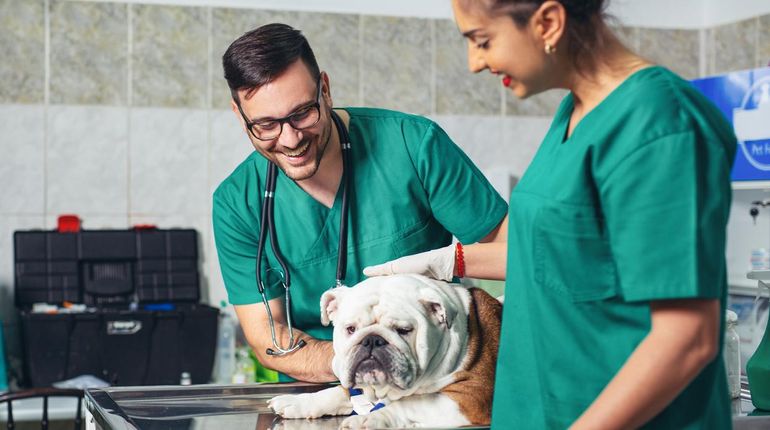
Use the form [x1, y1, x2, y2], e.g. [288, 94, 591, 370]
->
[455, 242, 465, 278]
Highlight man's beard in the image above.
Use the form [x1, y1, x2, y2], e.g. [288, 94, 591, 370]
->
[279, 123, 332, 181]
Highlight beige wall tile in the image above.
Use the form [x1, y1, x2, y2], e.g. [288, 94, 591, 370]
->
[760, 14, 770, 68]
[294, 12, 360, 108]
[711, 18, 758, 74]
[362, 16, 432, 115]
[132, 5, 208, 108]
[0, 0, 44, 104]
[639, 28, 700, 79]
[211, 8, 301, 109]
[49, 1, 127, 105]
[435, 19, 500, 115]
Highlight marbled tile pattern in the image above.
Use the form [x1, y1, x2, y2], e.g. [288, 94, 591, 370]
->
[211, 8, 301, 109]
[639, 28, 700, 79]
[711, 18, 758, 74]
[0, 0, 45, 103]
[294, 12, 360, 108]
[506, 88, 568, 117]
[0, 105, 45, 213]
[760, 14, 770, 68]
[435, 19, 500, 115]
[362, 16, 432, 115]
[46, 106, 128, 214]
[613, 26, 639, 52]
[129, 108, 209, 215]
[132, 5, 208, 108]
[49, 1, 127, 105]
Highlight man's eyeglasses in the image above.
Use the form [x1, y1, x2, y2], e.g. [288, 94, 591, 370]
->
[236, 76, 323, 141]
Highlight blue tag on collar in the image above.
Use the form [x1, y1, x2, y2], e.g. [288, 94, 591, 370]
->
[348, 388, 386, 415]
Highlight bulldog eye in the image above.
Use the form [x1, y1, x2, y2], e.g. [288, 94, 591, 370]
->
[346, 326, 356, 335]
[396, 327, 413, 336]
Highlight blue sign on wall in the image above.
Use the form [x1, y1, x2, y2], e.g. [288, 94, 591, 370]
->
[691, 67, 770, 182]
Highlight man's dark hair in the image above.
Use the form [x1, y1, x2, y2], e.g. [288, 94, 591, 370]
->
[222, 23, 320, 101]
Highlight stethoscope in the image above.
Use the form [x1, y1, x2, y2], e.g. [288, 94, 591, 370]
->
[256, 110, 352, 356]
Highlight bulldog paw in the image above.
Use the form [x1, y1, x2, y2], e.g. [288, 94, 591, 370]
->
[269, 393, 323, 419]
[340, 412, 401, 429]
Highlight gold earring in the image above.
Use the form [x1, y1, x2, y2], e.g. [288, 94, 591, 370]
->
[545, 43, 555, 54]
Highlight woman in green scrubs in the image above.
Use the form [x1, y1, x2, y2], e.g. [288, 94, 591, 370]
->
[367, 0, 737, 428]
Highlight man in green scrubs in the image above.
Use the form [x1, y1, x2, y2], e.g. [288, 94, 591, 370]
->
[213, 23, 508, 382]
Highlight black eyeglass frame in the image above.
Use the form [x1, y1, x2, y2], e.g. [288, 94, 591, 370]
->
[235, 76, 323, 141]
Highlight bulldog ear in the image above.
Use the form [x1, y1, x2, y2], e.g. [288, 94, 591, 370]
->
[419, 289, 457, 330]
[320, 288, 347, 326]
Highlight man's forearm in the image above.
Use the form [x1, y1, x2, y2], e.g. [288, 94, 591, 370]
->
[253, 328, 337, 383]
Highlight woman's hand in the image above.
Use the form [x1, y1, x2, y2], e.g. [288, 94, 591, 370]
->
[363, 244, 456, 281]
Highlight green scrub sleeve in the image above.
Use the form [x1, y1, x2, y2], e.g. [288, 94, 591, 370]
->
[600, 130, 732, 302]
[212, 190, 284, 305]
[410, 123, 508, 243]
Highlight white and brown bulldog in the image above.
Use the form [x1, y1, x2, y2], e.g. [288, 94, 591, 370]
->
[268, 274, 502, 429]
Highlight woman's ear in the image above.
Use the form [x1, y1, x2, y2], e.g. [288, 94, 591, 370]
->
[532, 0, 567, 51]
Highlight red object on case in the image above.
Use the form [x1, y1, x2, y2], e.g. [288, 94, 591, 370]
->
[133, 224, 158, 230]
[57, 214, 81, 232]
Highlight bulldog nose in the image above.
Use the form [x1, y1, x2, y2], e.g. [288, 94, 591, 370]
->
[361, 334, 388, 350]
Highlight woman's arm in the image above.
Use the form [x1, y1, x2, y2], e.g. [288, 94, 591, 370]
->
[364, 216, 509, 281]
[570, 298, 720, 430]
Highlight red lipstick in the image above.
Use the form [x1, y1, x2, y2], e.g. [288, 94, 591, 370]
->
[502, 76, 512, 87]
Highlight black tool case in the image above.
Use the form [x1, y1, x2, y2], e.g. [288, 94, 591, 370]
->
[13, 228, 218, 387]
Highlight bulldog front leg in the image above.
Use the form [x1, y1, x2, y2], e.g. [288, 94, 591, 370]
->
[269, 386, 353, 419]
[340, 393, 470, 429]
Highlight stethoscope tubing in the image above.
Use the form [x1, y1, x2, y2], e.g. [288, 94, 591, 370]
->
[256, 109, 351, 356]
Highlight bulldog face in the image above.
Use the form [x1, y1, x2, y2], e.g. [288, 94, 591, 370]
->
[320, 274, 469, 397]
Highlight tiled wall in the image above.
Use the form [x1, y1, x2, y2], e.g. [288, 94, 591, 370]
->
[1, 0, 769, 375]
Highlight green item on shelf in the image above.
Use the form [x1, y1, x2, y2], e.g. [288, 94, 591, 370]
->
[748, 312, 770, 410]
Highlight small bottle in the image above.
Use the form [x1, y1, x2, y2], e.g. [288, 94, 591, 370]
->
[180, 371, 192, 386]
[215, 301, 236, 384]
[724, 310, 741, 398]
[751, 248, 770, 271]
[232, 347, 256, 384]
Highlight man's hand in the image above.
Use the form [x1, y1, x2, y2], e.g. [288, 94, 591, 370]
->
[363, 244, 456, 281]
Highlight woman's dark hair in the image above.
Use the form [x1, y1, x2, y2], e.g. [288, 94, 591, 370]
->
[460, 0, 611, 72]
[222, 23, 320, 101]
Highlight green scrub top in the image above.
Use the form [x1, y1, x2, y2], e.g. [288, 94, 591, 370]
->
[213, 107, 508, 341]
[493, 67, 736, 429]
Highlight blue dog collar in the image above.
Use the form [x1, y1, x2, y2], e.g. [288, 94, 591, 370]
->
[348, 388, 386, 415]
